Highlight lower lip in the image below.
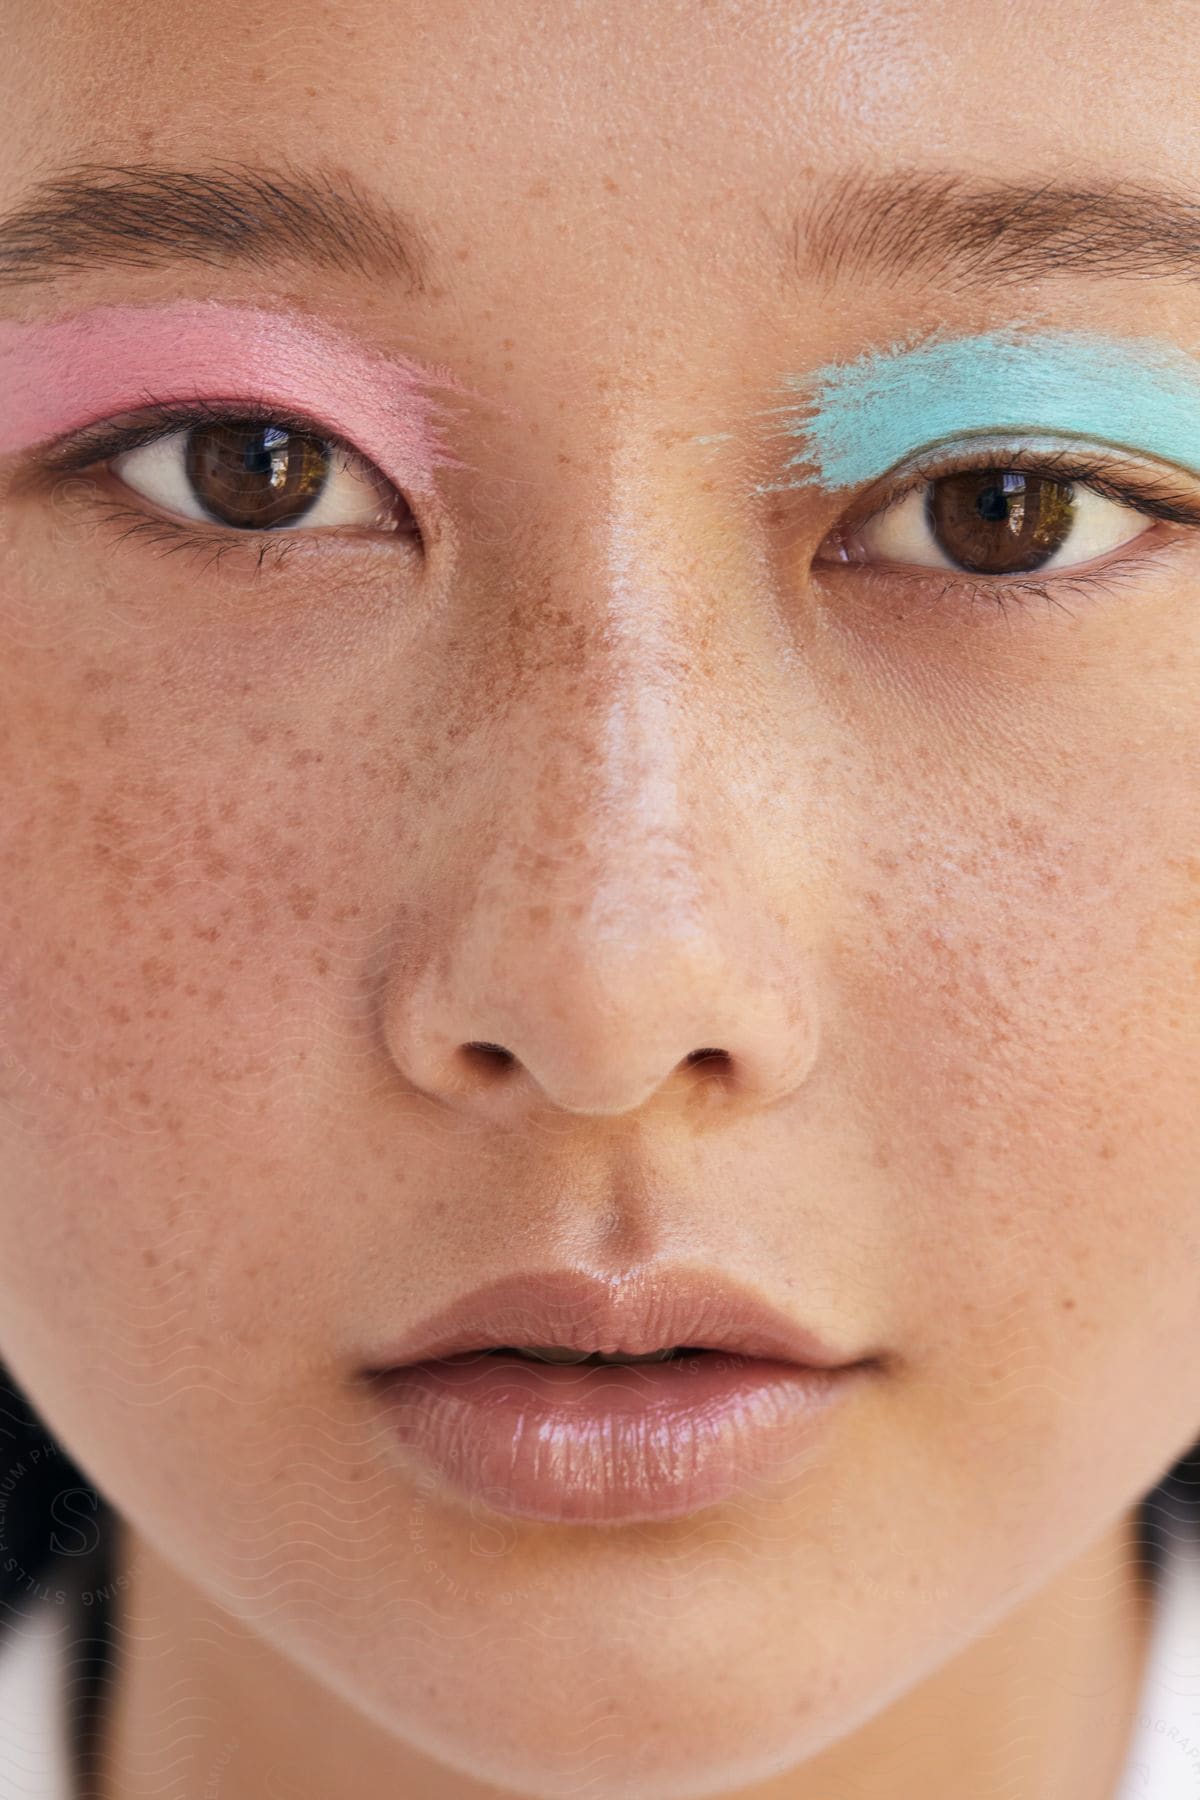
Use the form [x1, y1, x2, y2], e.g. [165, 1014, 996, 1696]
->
[366, 1350, 870, 1525]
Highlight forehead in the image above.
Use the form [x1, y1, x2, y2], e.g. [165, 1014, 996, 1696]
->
[3, 0, 1200, 424]
[4, 2, 1196, 226]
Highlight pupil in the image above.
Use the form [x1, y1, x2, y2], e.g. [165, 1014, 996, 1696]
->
[975, 481, 1015, 523]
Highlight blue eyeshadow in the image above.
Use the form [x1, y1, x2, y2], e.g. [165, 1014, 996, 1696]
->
[765, 328, 1200, 491]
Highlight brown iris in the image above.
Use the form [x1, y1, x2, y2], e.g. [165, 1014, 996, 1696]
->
[926, 470, 1075, 574]
[184, 422, 330, 529]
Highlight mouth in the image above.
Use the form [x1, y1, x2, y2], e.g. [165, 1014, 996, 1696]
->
[474, 1344, 707, 1364]
[361, 1268, 880, 1526]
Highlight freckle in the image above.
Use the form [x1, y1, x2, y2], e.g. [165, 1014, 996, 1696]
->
[142, 1246, 158, 1268]
[331, 903, 361, 921]
[152, 871, 176, 896]
[1097, 1140, 1117, 1160]
[288, 885, 318, 921]
[81, 667, 115, 693]
[218, 798, 240, 823]
[100, 711, 129, 747]
[602, 176, 620, 194]
[130, 1089, 151, 1108]
[157, 925, 175, 943]
[192, 923, 220, 943]
[250, 63, 266, 81]
[183, 982, 198, 996]
[247, 724, 270, 746]
[141, 956, 176, 993]
[105, 1003, 132, 1025]
[1062, 1296, 1076, 1309]
[205, 988, 225, 1010]
[312, 950, 329, 975]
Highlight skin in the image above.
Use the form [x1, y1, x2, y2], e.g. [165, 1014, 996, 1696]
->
[0, 1, 1198, 1796]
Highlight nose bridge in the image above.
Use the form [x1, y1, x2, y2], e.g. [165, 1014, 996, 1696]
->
[382, 416, 819, 1120]
[505, 435, 732, 915]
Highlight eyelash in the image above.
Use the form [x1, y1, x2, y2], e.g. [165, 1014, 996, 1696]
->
[36, 392, 416, 578]
[825, 442, 1200, 622]
[32, 403, 1200, 615]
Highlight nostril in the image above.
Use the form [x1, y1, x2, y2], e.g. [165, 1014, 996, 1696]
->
[464, 1041, 516, 1067]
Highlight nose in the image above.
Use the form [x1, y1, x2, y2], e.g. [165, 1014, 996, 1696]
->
[379, 471, 824, 1125]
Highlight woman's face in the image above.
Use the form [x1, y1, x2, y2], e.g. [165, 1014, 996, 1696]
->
[1, 0, 1199, 1794]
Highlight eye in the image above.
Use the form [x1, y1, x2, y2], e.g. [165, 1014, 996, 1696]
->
[109, 418, 407, 534]
[820, 469, 1153, 577]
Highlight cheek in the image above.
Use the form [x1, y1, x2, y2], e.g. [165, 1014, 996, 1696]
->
[842, 788, 1200, 1483]
[0, 664, 392, 1393]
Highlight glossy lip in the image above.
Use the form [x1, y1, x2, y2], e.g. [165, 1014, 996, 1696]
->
[361, 1265, 866, 1370]
[369, 1354, 871, 1525]
[362, 1271, 879, 1525]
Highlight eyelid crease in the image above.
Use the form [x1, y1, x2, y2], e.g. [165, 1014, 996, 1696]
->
[834, 438, 1200, 534]
[30, 392, 390, 482]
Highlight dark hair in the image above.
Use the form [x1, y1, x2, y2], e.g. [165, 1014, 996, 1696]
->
[1, 1358, 1197, 1782]
[0, 1360, 121, 1789]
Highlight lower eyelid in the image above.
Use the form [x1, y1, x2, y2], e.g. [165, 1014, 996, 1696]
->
[809, 521, 1192, 625]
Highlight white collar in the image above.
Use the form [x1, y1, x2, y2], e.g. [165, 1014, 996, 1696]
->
[0, 1581, 73, 1799]
[1114, 1523, 1200, 1798]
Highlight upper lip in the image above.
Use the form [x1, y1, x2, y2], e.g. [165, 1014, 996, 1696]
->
[363, 1267, 869, 1370]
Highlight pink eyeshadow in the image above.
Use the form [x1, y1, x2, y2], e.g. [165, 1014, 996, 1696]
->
[0, 298, 484, 491]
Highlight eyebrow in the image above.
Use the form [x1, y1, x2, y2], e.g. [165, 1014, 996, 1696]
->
[0, 159, 430, 293]
[798, 170, 1200, 293]
[5, 160, 1195, 306]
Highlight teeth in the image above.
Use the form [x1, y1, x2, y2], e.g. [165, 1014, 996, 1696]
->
[512, 1345, 679, 1364]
